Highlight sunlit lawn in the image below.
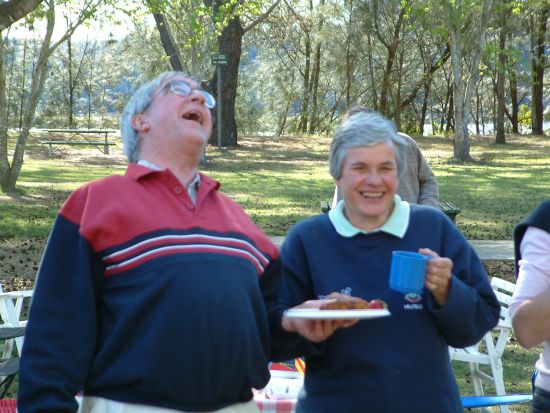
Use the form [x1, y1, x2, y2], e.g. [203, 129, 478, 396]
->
[1, 132, 549, 240]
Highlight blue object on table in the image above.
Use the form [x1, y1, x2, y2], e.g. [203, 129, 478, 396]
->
[461, 394, 533, 408]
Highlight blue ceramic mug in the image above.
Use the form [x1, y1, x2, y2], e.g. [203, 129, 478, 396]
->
[389, 251, 429, 294]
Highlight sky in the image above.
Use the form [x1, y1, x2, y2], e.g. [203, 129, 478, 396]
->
[7, 4, 149, 42]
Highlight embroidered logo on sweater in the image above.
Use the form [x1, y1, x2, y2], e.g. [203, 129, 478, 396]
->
[403, 292, 423, 310]
[318, 287, 352, 299]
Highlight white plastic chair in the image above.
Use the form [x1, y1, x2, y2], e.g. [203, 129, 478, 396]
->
[0, 285, 33, 397]
[0, 286, 33, 357]
[449, 277, 515, 413]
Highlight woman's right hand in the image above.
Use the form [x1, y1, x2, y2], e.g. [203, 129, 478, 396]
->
[281, 298, 359, 342]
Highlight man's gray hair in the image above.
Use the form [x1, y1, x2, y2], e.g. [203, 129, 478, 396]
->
[119, 71, 190, 162]
[329, 111, 408, 180]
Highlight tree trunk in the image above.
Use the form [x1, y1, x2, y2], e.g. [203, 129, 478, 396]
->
[449, 29, 468, 159]
[4, 18, 52, 191]
[1, 1, 54, 192]
[445, 0, 491, 160]
[0, 0, 44, 30]
[393, 45, 404, 129]
[345, 0, 354, 108]
[67, 36, 75, 127]
[376, 6, 405, 116]
[474, 86, 481, 135]
[2, 0, 106, 191]
[445, 88, 454, 134]
[451, 69, 470, 159]
[5, 38, 14, 127]
[419, 80, 431, 135]
[479, 79, 485, 134]
[509, 59, 519, 133]
[276, 88, 294, 137]
[367, 33, 378, 111]
[18, 39, 28, 130]
[0, 34, 10, 188]
[495, 23, 506, 144]
[530, 5, 548, 135]
[299, 33, 311, 133]
[308, 42, 321, 134]
[148, 3, 183, 72]
[309, 0, 325, 133]
[212, 17, 243, 147]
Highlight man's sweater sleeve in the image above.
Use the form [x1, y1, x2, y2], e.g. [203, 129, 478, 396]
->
[18, 215, 102, 413]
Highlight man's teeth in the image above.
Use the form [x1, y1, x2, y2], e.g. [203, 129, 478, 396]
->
[183, 111, 202, 123]
[361, 192, 383, 198]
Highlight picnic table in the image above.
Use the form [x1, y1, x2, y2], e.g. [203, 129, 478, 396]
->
[40, 129, 117, 155]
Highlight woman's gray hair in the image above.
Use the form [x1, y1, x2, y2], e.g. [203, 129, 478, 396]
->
[120, 71, 190, 162]
[329, 111, 408, 180]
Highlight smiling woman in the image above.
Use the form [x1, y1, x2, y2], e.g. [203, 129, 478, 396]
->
[276, 111, 501, 413]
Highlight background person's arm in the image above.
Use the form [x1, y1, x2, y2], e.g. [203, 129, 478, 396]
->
[415, 144, 439, 206]
[511, 227, 550, 348]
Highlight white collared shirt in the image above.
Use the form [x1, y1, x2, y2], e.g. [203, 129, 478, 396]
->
[137, 160, 200, 205]
[328, 195, 410, 238]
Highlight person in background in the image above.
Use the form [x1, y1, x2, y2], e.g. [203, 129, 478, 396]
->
[17, 71, 350, 413]
[332, 105, 439, 209]
[510, 200, 550, 413]
[279, 111, 500, 413]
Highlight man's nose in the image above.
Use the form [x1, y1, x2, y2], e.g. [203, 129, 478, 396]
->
[190, 90, 206, 105]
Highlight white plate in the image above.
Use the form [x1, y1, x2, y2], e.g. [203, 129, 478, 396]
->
[284, 308, 390, 320]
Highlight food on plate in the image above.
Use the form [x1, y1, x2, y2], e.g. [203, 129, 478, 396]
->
[366, 299, 387, 309]
[321, 297, 369, 310]
[320, 297, 388, 310]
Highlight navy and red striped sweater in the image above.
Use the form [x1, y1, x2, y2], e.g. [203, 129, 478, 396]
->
[18, 164, 286, 412]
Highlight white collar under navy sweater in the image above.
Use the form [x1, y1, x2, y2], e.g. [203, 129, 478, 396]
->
[137, 159, 200, 205]
[328, 195, 410, 238]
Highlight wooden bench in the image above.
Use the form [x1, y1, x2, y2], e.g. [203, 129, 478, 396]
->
[438, 201, 461, 223]
[321, 200, 331, 214]
[40, 140, 117, 155]
[40, 129, 117, 155]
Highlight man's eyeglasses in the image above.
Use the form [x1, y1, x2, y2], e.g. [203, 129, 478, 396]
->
[150, 79, 216, 109]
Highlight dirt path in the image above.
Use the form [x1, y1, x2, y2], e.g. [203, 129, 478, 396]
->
[0, 237, 46, 290]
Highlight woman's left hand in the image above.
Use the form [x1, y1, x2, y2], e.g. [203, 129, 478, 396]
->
[418, 248, 453, 306]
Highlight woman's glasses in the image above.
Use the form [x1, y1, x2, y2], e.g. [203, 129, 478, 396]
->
[149, 79, 216, 110]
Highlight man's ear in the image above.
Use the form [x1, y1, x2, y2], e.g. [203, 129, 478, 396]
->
[131, 114, 150, 132]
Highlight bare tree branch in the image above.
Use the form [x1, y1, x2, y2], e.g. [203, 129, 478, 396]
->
[145, 0, 183, 71]
[243, 0, 282, 33]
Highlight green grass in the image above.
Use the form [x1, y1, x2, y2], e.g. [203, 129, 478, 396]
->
[1, 133, 550, 239]
[1, 132, 548, 408]
[208, 133, 550, 240]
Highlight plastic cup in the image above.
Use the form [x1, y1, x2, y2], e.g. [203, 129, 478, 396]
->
[389, 251, 429, 294]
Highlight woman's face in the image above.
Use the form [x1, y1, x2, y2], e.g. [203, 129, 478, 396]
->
[336, 142, 399, 232]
